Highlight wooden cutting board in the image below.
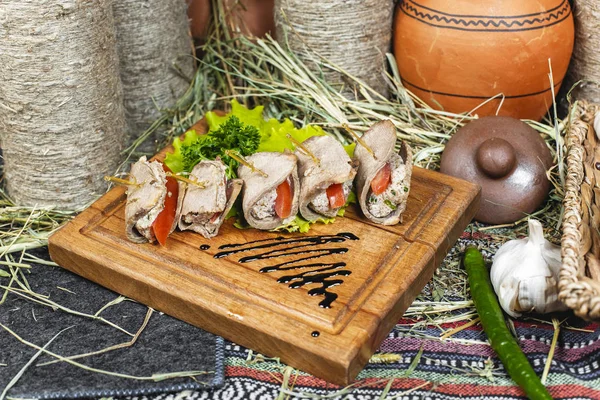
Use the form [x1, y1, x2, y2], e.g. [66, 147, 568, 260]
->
[49, 121, 480, 385]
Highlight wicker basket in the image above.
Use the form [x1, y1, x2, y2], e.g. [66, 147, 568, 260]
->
[561, 100, 600, 319]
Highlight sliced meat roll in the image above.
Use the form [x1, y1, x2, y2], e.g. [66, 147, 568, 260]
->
[237, 151, 300, 230]
[295, 135, 357, 221]
[354, 120, 413, 225]
[125, 156, 168, 243]
[177, 160, 243, 238]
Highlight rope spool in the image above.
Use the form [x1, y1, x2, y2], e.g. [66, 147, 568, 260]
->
[113, 0, 195, 150]
[0, 0, 125, 209]
[568, 0, 600, 102]
[274, 0, 394, 98]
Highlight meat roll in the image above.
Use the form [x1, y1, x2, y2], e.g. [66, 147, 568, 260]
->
[295, 135, 357, 221]
[237, 151, 300, 230]
[354, 120, 413, 225]
[177, 160, 242, 238]
[125, 156, 170, 243]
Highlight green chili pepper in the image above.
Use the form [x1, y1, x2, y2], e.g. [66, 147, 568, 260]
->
[463, 247, 553, 400]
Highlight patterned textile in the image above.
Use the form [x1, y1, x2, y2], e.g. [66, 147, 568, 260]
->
[140, 318, 600, 400]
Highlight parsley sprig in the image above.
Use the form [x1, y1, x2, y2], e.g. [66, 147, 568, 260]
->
[181, 115, 261, 178]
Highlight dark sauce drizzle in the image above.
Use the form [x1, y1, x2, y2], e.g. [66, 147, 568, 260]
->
[215, 232, 358, 308]
[217, 236, 286, 250]
[200, 244, 210, 250]
[214, 233, 356, 258]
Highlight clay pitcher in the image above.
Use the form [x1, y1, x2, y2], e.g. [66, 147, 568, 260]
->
[188, 0, 210, 40]
[223, 0, 275, 38]
[394, 0, 574, 120]
[187, 0, 275, 41]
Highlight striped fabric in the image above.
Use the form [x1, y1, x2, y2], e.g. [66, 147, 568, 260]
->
[213, 317, 600, 400]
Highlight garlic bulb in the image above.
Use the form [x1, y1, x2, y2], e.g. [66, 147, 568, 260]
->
[490, 219, 567, 318]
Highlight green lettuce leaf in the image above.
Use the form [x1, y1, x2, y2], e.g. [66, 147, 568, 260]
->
[272, 215, 336, 234]
[164, 129, 201, 173]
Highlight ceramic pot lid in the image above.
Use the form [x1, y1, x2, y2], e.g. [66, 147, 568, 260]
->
[440, 116, 553, 224]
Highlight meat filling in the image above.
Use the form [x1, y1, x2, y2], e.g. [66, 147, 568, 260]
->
[125, 156, 167, 243]
[250, 187, 277, 220]
[250, 176, 295, 223]
[182, 177, 227, 226]
[367, 153, 408, 218]
[309, 180, 353, 217]
[134, 199, 163, 241]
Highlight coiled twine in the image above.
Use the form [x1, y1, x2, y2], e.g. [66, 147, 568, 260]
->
[0, 0, 126, 209]
[113, 0, 195, 150]
[274, 0, 394, 98]
[568, 0, 600, 103]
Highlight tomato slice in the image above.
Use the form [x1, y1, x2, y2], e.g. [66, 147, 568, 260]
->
[210, 212, 222, 223]
[153, 164, 179, 246]
[275, 179, 292, 219]
[326, 183, 346, 209]
[370, 163, 391, 195]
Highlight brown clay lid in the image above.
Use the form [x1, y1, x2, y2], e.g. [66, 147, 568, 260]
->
[440, 116, 553, 224]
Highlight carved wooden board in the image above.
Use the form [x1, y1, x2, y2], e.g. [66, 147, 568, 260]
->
[49, 125, 480, 385]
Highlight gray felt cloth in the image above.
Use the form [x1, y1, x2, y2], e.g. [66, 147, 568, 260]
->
[0, 250, 224, 399]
